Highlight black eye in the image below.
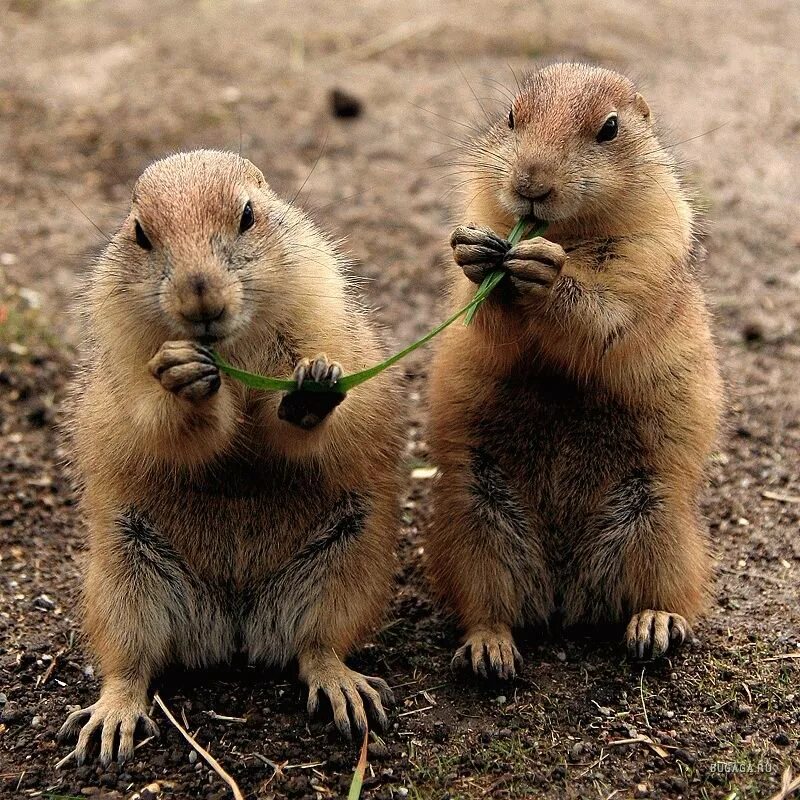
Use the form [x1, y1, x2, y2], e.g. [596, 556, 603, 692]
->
[508, 108, 515, 129]
[239, 200, 255, 233]
[596, 113, 618, 143]
[134, 220, 152, 251]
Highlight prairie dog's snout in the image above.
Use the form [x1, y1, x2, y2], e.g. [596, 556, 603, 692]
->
[160, 256, 238, 342]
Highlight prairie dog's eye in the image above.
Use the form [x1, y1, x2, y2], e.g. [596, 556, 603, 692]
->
[134, 220, 152, 251]
[239, 200, 255, 233]
[508, 108, 515, 130]
[596, 113, 619, 143]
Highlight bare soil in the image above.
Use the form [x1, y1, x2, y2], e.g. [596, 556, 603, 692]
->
[1, 1, 798, 799]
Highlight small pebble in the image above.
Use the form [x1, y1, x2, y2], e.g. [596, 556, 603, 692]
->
[189, 749, 198, 764]
[495, 695, 507, 705]
[368, 740, 389, 759]
[396, 789, 409, 798]
[773, 731, 790, 746]
[634, 783, 649, 798]
[33, 594, 56, 610]
[30, 715, 42, 727]
[329, 88, 362, 118]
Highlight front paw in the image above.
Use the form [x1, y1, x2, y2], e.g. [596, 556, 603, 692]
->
[277, 353, 345, 430]
[450, 224, 510, 284]
[504, 237, 566, 294]
[148, 341, 220, 402]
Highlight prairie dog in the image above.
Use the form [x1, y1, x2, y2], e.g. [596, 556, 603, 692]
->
[59, 150, 405, 764]
[425, 63, 723, 678]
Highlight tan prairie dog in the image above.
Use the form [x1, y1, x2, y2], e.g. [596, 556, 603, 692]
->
[58, 150, 405, 765]
[426, 63, 723, 679]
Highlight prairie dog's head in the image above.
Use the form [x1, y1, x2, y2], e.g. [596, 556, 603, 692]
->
[466, 63, 657, 224]
[99, 149, 325, 348]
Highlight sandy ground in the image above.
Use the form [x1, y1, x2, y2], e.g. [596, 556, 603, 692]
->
[1, 1, 798, 798]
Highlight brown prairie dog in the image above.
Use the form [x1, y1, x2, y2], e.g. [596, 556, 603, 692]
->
[59, 150, 405, 765]
[425, 63, 723, 679]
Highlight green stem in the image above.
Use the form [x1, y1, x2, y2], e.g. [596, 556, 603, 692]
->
[213, 217, 547, 394]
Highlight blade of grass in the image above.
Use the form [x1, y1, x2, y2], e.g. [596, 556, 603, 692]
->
[348, 729, 369, 800]
[212, 217, 547, 393]
[212, 268, 504, 394]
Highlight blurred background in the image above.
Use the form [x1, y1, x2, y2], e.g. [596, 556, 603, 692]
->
[1, 2, 798, 798]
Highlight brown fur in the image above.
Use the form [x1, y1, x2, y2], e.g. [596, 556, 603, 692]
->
[59, 150, 405, 764]
[425, 64, 723, 678]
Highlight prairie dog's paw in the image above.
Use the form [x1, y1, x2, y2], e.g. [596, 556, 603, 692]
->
[452, 625, 522, 681]
[505, 237, 566, 292]
[625, 610, 694, 661]
[450, 224, 510, 284]
[278, 353, 345, 430]
[58, 691, 159, 766]
[293, 353, 343, 389]
[148, 341, 220, 402]
[303, 656, 394, 739]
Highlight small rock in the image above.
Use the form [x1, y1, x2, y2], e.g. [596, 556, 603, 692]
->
[329, 88, 362, 118]
[368, 740, 389, 759]
[395, 789, 409, 798]
[1, 702, 23, 723]
[569, 741, 585, 762]
[189, 749, 198, 763]
[495, 695, 507, 705]
[733, 702, 752, 719]
[742, 321, 763, 343]
[0, 692, 7, 705]
[141, 783, 161, 800]
[634, 783, 649, 798]
[773, 731, 791, 746]
[30, 715, 42, 727]
[32, 593, 56, 610]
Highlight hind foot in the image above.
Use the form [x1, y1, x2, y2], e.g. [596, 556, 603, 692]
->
[299, 648, 394, 740]
[58, 683, 159, 766]
[626, 610, 693, 660]
[452, 624, 522, 681]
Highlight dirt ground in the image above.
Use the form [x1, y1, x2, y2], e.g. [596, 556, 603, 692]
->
[1, 1, 798, 798]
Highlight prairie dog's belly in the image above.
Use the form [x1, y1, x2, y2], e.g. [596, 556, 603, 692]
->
[474, 369, 647, 531]
[120, 453, 338, 583]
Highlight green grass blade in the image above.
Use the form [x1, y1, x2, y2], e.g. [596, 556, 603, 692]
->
[212, 218, 547, 394]
[348, 730, 369, 800]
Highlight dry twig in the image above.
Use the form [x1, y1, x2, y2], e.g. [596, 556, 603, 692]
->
[153, 693, 244, 800]
[769, 766, 800, 800]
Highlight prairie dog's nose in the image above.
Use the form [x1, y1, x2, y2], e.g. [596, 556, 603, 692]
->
[178, 273, 225, 323]
[513, 164, 555, 202]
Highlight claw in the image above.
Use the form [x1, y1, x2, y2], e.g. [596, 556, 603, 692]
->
[626, 610, 693, 660]
[302, 654, 392, 739]
[58, 692, 158, 766]
[452, 626, 521, 681]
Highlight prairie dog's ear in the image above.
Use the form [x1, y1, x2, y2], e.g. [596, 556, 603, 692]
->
[242, 158, 266, 188]
[634, 92, 651, 120]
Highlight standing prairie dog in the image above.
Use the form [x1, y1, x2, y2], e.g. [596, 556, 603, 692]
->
[426, 63, 723, 679]
[59, 150, 405, 764]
